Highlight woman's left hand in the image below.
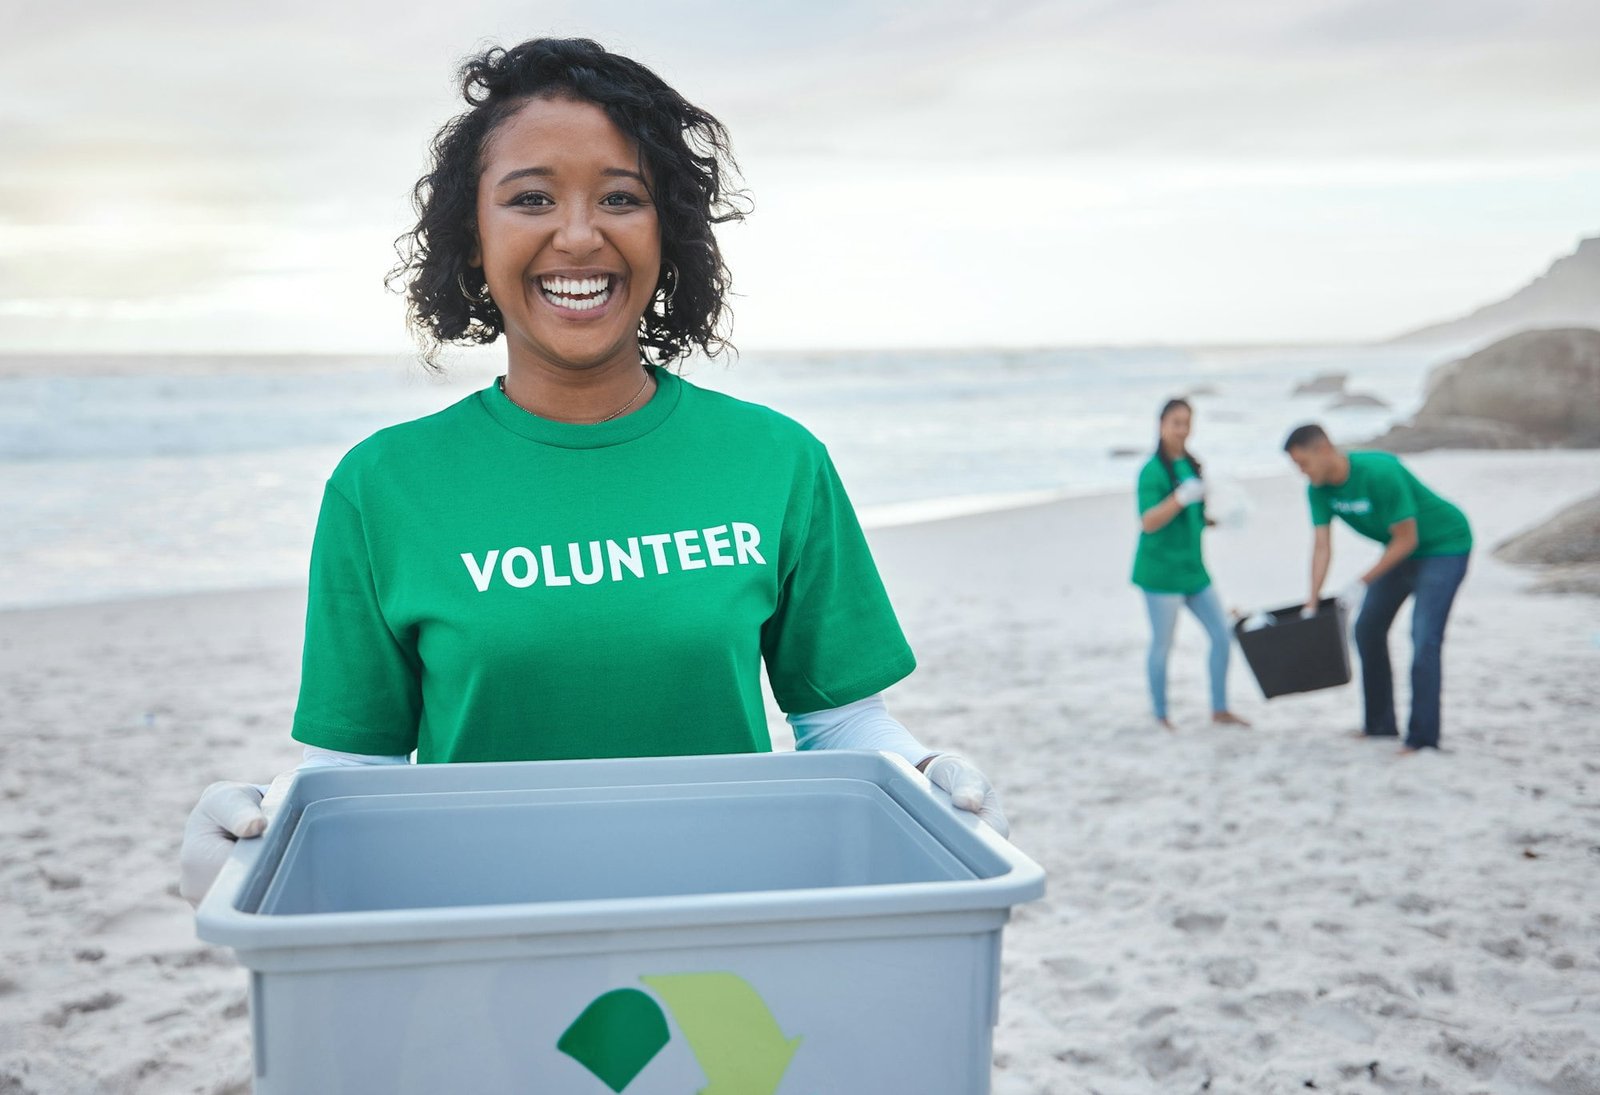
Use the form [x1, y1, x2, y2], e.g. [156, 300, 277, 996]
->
[919, 754, 1010, 839]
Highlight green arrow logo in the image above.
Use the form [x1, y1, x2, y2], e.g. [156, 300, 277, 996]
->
[556, 988, 671, 1093]
[558, 971, 801, 1093]
[641, 972, 801, 1095]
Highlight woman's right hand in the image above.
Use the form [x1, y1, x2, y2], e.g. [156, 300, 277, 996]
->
[179, 781, 268, 907]
[1173, 477, 1207, 506]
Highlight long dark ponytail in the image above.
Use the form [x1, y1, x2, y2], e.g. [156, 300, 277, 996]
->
[1155, 398, 1204, 490]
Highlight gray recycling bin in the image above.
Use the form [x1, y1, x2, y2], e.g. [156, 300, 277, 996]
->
[195, 751, 1046, 1095]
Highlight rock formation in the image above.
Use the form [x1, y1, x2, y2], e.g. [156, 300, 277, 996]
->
[1291, 373, 1347, 397]
[1367, 328, 1600, 452]
[1496, 492, 1600, 596]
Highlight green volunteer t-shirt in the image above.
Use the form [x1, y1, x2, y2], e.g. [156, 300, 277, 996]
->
[290, 368, 916, 763]
[1308, 451, 1472, 556]
[1131, 455, 1211, 595]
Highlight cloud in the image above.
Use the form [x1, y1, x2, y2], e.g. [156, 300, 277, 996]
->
[705, 0, 1600, 161]
[1, 0, 1596, 349]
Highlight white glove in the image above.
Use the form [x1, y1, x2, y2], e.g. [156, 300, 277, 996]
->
[1240, 611, 1275, 632]
[921, 754, 1010, 839]
[179, 774, 291, 907]
[1336, 577, 1368, 616]
[1173, 478, 1206, 506]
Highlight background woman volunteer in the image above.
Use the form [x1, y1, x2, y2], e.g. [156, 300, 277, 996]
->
[179, 38, 1006, 903]
[1130, 399, 1249, 730]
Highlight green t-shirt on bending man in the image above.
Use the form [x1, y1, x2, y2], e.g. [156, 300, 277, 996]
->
[1307, 451, 1472, 556]
[1131, 455, 1211, 595]
[291, 369, 916, 764]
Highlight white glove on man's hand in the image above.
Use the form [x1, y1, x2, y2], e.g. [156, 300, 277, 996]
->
[179, 776, 288, 907]
[921, 754, 1010, 839]
[1336, 577, 1368, 616]
[1173, 478, 1206, 506]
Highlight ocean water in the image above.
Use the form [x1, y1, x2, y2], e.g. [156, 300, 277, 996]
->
[1, 345, 1442, 610]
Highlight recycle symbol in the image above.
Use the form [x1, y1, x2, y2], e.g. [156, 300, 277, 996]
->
[557, 971, 801, 1094]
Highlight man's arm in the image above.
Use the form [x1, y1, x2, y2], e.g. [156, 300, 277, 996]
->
[1306, 524, 1332, 612]
[1362, 518, 1419, 584]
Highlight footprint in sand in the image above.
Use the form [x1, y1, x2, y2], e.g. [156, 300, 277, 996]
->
[1393, 892, 1436, 914]
[1136, 1005, 1178, 1028]
[1482, 936, 1527, 961]
[1546, 1053, 1600, 1093]
[1202, 956, 1258, 989]
[1129, 1031, 1197, 1079]
[1172, 910, 1227, 934]
[41, 991, 123, 1028]
[1433, 1032, 1502, 1077]
[1042, 956, 1094, 981]
[1409, 962, 1457, 995]
[1298, 1002, 1378, 1045]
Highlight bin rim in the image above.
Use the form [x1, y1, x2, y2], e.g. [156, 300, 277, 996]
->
[195, 751, 1046, 951]
[1231, 595, 1345, 637]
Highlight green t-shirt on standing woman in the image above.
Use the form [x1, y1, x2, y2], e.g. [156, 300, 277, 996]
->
[1131, 455, 1210, 595]
[291, 369, 916, 764]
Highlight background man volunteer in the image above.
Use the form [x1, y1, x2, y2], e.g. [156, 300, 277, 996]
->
[1283, 424, 1473, 753]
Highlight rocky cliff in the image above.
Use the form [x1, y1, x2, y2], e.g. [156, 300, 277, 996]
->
[1391, 235, 1600, 349]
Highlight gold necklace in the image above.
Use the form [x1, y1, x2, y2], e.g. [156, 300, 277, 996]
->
[497, 370, 652, 424]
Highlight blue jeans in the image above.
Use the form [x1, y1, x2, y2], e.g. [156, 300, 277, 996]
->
[1353, 553, 1469, 749]
[1143, 584, 1232, 720]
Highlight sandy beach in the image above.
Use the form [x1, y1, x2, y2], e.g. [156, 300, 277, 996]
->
[2, 449, 1598, 1094]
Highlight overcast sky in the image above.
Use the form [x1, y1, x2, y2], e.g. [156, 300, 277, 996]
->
[2, 0, 1597, 353]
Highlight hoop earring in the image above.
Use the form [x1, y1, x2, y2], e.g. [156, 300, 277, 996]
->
[457, 271, 488, 303]
[659, 261, 679, 305]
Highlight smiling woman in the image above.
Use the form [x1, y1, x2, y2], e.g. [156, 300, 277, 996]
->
[471, 96, 668, 417]
[179, 39, 1010, 946]
[389, 39, 745, 377]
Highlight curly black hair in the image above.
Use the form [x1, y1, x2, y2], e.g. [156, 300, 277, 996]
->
[387, 38, 750, 368]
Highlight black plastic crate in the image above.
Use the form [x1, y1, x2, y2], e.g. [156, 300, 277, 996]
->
[1234, 597, 1352, 699]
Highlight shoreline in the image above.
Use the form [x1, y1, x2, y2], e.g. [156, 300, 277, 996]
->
[12, 449, 1598, 618]
[0, 483, 1124, 616]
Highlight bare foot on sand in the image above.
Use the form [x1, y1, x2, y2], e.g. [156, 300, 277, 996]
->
[1156, 717, 1177, 731]
[1212, 711, 1251, 728]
